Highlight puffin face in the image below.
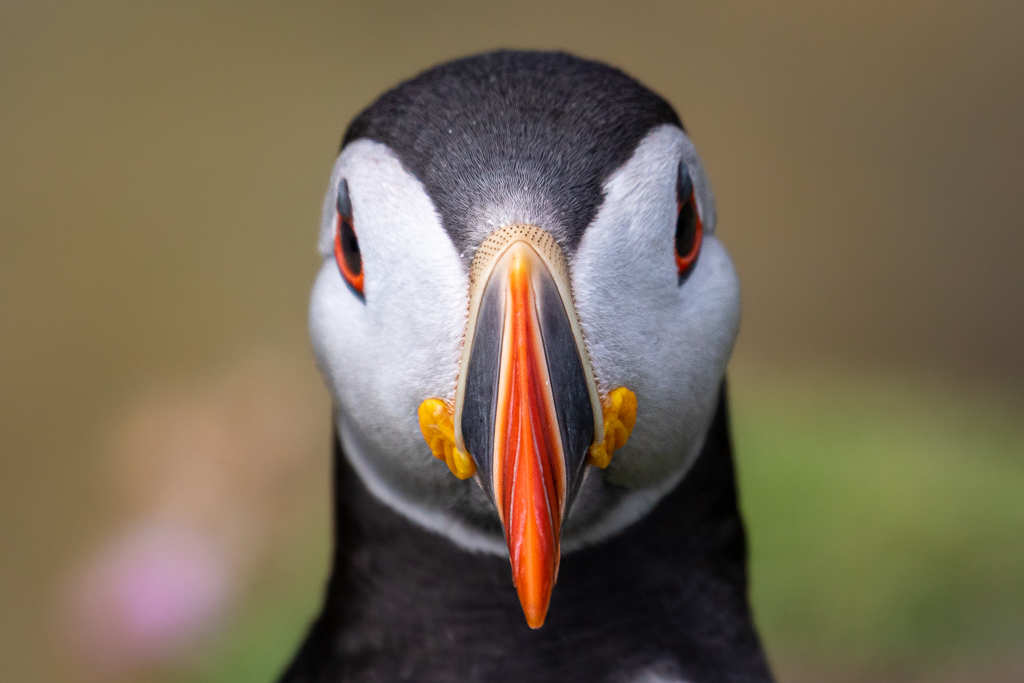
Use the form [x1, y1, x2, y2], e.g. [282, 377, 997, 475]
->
[309, 52, 740, 629]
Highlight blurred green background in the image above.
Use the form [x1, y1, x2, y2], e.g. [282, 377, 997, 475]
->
[2, 1, 1022, 681]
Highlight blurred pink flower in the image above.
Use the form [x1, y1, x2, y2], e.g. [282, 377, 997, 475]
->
[68, 520, 232, 667]
[60, 351, 328, 672]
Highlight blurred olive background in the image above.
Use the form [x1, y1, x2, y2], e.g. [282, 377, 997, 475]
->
[2, 1, 1023, 682]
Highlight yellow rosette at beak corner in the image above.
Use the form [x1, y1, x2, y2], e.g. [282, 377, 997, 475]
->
[588, 387, 638, 469]
[418, 398, 477, 480]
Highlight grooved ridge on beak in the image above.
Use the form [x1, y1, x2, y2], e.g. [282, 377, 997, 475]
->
[495, 245, 562, 628]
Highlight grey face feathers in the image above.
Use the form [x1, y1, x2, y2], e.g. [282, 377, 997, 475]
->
[341, 50, 683, 258]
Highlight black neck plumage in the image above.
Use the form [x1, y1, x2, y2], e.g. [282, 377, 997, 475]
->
[280, 385, 773, 683]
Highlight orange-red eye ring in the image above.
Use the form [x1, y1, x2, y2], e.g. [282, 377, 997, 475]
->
[334, 213, 365, 295]
[674, 189, 703, 277]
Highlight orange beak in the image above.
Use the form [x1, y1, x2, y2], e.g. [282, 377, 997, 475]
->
[454, 226, 604, 629]
[493, 244, 564, 628]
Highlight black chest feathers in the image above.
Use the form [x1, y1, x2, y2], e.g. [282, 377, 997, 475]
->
[280, 387, 773, 683]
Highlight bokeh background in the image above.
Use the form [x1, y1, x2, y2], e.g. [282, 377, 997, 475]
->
[2, 1, 1022, 681]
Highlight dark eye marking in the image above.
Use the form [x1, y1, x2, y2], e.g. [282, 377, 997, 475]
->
[674, 162, 703, 283]
[334, 178, 365, 299]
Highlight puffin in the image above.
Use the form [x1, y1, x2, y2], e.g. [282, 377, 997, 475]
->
[282, 51, 773, 683]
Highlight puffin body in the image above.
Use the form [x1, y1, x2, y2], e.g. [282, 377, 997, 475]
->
[287, 51, 772, 682]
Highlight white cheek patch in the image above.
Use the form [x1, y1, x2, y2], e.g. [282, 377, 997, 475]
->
[313, 140, 467, 410]
[309, 141, 507, 554]
[565, 125, 740, 547]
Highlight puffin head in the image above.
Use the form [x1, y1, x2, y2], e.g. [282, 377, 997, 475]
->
[309, 51, 740, 628]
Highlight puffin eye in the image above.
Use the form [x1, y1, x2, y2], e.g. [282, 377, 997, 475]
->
[674, 162, 703, 282]
[333, 179, 365, 298]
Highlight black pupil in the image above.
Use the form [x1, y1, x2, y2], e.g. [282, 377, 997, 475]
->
[675, 197, 697, 258]
[340, 217, 361, 276]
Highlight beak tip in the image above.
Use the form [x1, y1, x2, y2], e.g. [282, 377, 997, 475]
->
[525, 610, 548, 630]
[517, 586, 552, 629]
[513, 564, 555, 629]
